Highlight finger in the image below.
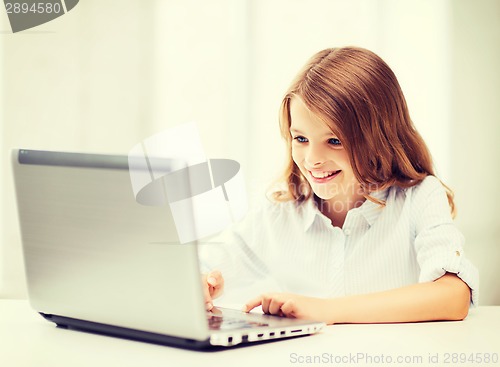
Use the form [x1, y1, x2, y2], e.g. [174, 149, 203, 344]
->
[207, 276, 217, 287]
[216, 272, 224, 289]
[281, 300, 297, 318]
[268, 297, 285, 316]
[260, 295, 272, 314]
[207, 270, 222, 286]
[243, 296, 263, 313]
[205, 301, 214, 311]
[207, 271, 224, 299]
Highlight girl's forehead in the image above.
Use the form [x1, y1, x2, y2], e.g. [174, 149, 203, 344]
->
[289, 97, 341, 136]
[289, 97, 322, 125]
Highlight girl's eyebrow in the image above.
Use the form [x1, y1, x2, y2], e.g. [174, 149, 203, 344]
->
[290, 127, 339, 138]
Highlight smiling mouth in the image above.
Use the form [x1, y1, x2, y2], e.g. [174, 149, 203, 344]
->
[308, 170, 341, 181]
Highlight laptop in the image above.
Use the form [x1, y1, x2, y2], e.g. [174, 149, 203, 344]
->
[11, 148, 325, 350]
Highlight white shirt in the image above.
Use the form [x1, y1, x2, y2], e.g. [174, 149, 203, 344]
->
[198, 175, 479, 305]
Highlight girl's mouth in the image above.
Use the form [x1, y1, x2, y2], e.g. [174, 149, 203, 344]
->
[308, 170, 341, 183]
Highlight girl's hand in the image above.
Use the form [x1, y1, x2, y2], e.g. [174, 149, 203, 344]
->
[243, 292, 332, 323]
[201, 270, 224, 311]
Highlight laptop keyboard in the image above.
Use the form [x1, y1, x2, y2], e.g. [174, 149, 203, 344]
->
[207, 313, 269, 331]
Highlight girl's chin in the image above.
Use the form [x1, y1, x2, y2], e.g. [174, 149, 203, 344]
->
[309, 183, 362, 201]
[313, 195, 337, 202]
[309, 188, 339, 201]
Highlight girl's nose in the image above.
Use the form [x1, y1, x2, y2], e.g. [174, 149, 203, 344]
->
[305, 144, 325, 167]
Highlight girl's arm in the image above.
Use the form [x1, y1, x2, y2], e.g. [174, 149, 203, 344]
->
[244, 272, 471, 324]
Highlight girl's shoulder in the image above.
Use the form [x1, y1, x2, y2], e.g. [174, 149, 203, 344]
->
[390, 175, 452, 222]
[372, 175, 449, 218]
[401, 175, 447, 202]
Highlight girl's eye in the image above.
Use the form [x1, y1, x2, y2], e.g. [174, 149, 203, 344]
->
[294, 136, 308, 143]
[328, 138, 342, 146]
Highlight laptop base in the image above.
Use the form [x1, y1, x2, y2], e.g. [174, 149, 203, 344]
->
[39, 312, 313, 351]
[40, 312, 213, 351]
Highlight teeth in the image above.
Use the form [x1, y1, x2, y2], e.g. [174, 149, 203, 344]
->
[310, 170, 338, 178]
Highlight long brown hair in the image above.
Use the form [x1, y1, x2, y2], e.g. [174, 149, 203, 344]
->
[273, 47, 456, 217]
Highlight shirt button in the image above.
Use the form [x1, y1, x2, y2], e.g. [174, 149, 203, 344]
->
[344, 229, 351, 236]
[455, 250, 461, 257]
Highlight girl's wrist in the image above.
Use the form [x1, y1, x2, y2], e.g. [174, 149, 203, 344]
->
[323, 297, 344, 325]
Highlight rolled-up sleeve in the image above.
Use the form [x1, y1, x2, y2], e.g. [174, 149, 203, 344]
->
[412, 176, 479, 305]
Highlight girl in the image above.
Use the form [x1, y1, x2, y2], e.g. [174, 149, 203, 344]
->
[201, 46, 478, 324]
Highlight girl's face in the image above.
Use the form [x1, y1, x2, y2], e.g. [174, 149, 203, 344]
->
[289, 97, 364, 211]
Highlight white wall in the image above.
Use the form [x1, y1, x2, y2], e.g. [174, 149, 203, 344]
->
[450, 0, 500, 306]
[1, 0, 498, 303]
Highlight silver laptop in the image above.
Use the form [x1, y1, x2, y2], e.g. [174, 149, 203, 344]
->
[12, 148, 324, 350]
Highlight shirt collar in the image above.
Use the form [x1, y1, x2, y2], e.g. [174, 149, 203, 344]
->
[302, 198, 320, 231]
[357, 188, 390, 226]
[301, 197, 340, 232]
[301, 188, 390, 231]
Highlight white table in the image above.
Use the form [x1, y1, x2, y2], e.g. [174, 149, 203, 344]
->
[1, 300, 499, 367]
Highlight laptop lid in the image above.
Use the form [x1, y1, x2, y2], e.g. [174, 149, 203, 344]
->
[12, 148, 210, 342]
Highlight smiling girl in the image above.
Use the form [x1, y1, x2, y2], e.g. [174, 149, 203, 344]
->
[201, 47, 478, 324]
